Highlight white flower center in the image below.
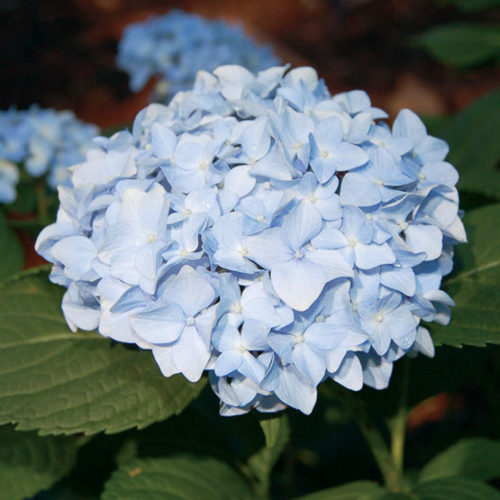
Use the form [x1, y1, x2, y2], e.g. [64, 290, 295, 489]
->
[231, 303, 243, 314]
[294, 334, 305, 344]
[185, 317, 195, 326]
[375, 313, 384, 323]
[294, 249, 304, 260]
[147, 232, 157, 243]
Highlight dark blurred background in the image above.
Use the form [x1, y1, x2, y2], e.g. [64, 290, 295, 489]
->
[1, 0, 498, 128]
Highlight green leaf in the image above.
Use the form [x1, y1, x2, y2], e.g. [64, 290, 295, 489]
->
[420, 438, 500, 482]
[412, 477, 500, 499]
[296, 481, 388, 500]
[415, 23, 500, 68]
[102, 455, 254, 500]
[0, 211, 23, 282]
[0, 270, 205, 435]
[439, 91, 500, 200]
[430, 203, 500, 347]
[0, 424, 78, 500]
[441, 0, 500, 12]
[248, 413, 290, 496]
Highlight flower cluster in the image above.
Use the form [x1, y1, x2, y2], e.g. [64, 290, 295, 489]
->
[36, 65, 466, 415]
[117, 10, 280, 101]
[0, 107, 99, 203]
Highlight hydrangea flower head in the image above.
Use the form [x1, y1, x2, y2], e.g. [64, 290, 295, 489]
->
[117, 10, 280, 102]
[0, 107, 99, 202]
[36, 65, 466, 416]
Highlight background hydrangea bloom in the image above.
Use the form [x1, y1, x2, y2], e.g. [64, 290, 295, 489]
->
[0, 106, 99, 202]
[117, 10, 280, 102]
[36, 64, 466, 416]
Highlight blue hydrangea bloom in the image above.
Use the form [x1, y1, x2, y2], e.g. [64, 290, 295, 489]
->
[0, 107, 99, 203]
[36, 64, 466, 416]
[117, 10, 281, 102]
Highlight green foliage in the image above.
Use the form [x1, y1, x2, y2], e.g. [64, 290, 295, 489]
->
[0, 211, 23, 282]
[415, 23, 500, 68]
[101, 455, 254, 499]
[420, 438, 500, 482]
[439, 91, 500, 200]
[296, 480, 387, 499]
[248, 414, 291, 496]
[411, 477, 500, 499]
[0, 424, 78, 500]
[0, 269, 205, 435]
[440, 0, 500, 12]
[430, 203, 500, 347]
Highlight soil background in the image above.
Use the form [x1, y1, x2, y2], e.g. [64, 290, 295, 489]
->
[1, 0, 498, 129]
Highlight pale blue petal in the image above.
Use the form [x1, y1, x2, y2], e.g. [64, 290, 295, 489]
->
[380, 266, 416, 296]
[215, 351, 243, 376]
[164, 265, 216, 316]
[305, 249, 353, 282]
[340, 172, 381, 207]
[362, 355, 393, 390]
[241, 318, 269, 350]
[172, 326, 210, 382]
[130, 303, 185, 344]
[282, 201, 322, 250]
[332, 352, 363, 391]
[354, 242, 395, 269]
[275, 364, 317, 415]
[334, 142, 369, 171]
[152, 346, 180, 378]
[405, 224, 442, 261]
[272, 259, 326, 311]
[245, 228, 291, 269]
[292, 343, 326, 385]
[51, 236, 97, 280]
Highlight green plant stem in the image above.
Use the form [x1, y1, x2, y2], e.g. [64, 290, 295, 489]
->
[353, 408, 404, 492]
[390, 358, 410, 475]
[325, 384, 408, 492]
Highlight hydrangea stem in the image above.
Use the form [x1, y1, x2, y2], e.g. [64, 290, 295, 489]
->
[352, 407, 404, 492]
[326, 383, 408, 492]
[390, 358, 409, 475]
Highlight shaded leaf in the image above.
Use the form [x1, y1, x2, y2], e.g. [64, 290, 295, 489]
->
[101, 455, 253, 500]
[430, 204, 500, 347]
[296, 480, 388, 500]
[0, 270, 205, 435]
[0, 424, 78, 500]
[415, 23, 500, 68]
[0, 211, 23, 282]
[420, 438, 500, 482]
[412, 477, 500, 499]
[440, 91, 500, 200]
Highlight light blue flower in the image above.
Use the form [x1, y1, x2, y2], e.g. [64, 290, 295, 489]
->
[117, 10, 280, 102]
[36, 63, 464, 416]
[0, 160, 19, 203]
[0, 106, 99, 203]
